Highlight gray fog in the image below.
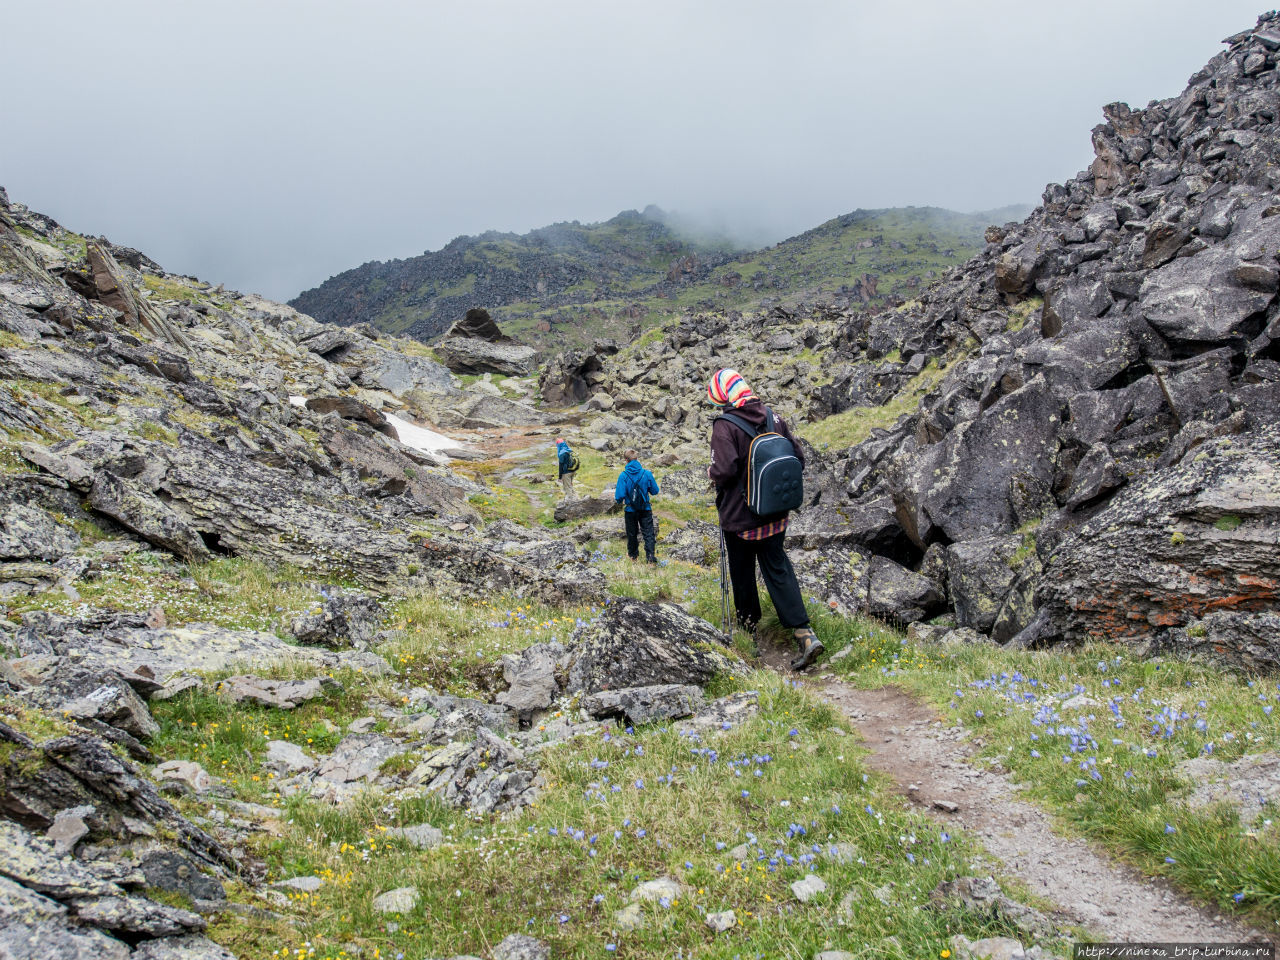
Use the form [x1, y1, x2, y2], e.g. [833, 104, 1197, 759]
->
[1, 1, 1267, 302]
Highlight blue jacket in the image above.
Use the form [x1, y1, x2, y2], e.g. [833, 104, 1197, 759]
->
[557, 442, 574, 477]
[615, 460, 659, 513]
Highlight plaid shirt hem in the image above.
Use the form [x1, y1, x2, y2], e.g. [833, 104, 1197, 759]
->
[736, 518, 788, 541]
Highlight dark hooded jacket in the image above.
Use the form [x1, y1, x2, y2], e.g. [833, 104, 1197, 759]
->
[708, 398, 805, 533]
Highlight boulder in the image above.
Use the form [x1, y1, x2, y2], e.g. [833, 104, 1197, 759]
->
[868, 555, 944, 624]
[435, 337, 536, 376]
[305, 395, 396, 437]
[0, 725, 234, 874]
[1139, 200, 1280, 343]
[85, 241, 190, 349]
[408, 726, 537, 814]
[1037, 423, 1280, 665]
[21, 665, 159, 739]
[946, 537, 1021, 634]
[0, 820, 205, 939]
[131, 936, 238, 960]
[353, 345, 454, 395]
[492, 934, 552, 960]
[89, 472, 212, 565]
[12, 610, 392, 684]
[382, 824, 443, 849]
[539, 340, 618, 406]
[371, 887, 419, 914]
[673, 691, 760, 734]
[462, 395, 550, 427]
[495, 642, 567, 722]
[0, 497, 79, 561]
[565, 599, 737, 695]
[906, 377, 1063, 544]
[0, 874, 133, 960]
[263, 740, 317, 775]
[214, 674, 339, 710]
[553, 496, 617, 522]
[445, 307, 507, 342]
[291, 589, 385, 649]
[137, 850, 226, 904]
[313, 734, 408, 788]
[582, 684, 705, 725]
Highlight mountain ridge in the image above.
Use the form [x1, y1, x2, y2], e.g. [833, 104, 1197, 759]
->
[290, 202, 1030, 349]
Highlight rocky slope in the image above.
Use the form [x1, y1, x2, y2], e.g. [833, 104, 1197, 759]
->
[290, 205, 1013, 351]
[1, 189, 749, 956]
[541, 14, 1280, 671]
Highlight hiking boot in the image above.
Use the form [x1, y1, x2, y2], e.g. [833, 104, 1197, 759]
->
[790, 627, 824, 671]
[646, 555, 658, 565]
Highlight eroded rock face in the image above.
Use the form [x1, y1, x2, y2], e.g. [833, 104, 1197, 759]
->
[565, 599, 737, 695]
[1036, 424, 1280, 665]
[0, 725, 236, 874]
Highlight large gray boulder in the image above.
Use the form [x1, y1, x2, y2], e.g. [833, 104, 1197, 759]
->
[353, 345, 454, 395]
[496, 642, 567, 722]
[582, 684, 704, 726]
[0, 497, 79, 561]
[1037, 423, 1280, 667]
[564, 598, 737, 695]
[435, 337, 536, 376]
[20, 665, 159, 739]
[0, 820, 204, 939]
[290, 588, 385, 649]
[1139, 199, 1280, 343]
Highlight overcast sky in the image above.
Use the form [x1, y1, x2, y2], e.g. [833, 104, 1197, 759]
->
[1, 1, 1267, 301]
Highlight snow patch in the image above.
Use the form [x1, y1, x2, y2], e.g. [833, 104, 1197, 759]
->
[385, 412, 457, 456]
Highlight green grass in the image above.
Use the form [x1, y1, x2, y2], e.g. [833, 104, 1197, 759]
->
[802, 359, 954, 450]
[143, 274, 206, 304]
[4, 556, 331, 637]
[201, 671, 1052, 960]
[1005, 296, 1044, 333]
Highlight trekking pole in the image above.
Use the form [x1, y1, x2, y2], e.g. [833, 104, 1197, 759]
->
[718, 527, 731, 640]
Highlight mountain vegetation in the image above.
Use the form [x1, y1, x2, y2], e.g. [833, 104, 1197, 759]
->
[290, 205, 1027, 350]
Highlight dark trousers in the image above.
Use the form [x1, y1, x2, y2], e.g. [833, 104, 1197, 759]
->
[723, 531, 808, 630]
[625, 509, 657, 560]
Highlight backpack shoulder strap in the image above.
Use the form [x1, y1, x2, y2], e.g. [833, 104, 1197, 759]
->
[716, 413, 758, 439]
[763, 408, 776, 434]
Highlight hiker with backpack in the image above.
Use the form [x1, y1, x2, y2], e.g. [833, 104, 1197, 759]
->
[556, 437, 579, 502]
[614, 448, 660, 564]
[706, 368, 823, 670]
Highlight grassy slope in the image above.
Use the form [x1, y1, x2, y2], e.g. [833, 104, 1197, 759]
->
[293, 206, 1028, 352]
[3, 476, 1277, 959]
[494, 207, 1013, 350]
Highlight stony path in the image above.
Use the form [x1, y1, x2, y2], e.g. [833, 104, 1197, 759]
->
[808, 678, 1268, 943]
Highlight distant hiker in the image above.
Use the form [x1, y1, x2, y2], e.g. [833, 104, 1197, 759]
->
[556, 437, 579, 501]
[706, 368, 822, 670]
[615, 448, 659, 563]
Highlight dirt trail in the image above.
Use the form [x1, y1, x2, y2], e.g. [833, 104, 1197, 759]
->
[760, 643, 1269, 943]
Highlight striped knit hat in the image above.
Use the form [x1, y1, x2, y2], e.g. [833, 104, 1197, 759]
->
[707, 368, 754, 408]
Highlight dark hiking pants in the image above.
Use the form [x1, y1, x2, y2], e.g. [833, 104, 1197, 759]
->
[625, 509, 657, 561]
[723, 530, 808, 630]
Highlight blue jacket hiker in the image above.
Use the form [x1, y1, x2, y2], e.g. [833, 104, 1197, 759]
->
[614, 449, 659, 563]
[556, 437, 578, 502]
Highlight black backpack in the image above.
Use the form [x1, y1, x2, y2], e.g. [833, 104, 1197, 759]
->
[717, 408, 804, 520]
[567, 451, 580, 473]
